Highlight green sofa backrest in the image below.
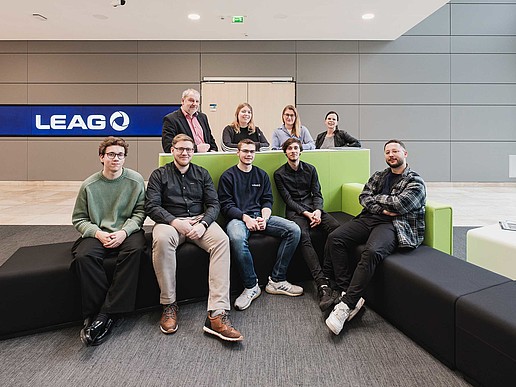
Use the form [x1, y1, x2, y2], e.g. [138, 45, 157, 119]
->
[159, 149, 371, 216]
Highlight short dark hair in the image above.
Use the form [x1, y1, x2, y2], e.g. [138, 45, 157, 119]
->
[99, 136, 128, 156]
[172, 134, 194, 147]
[282, 137, 302, 153]
[237, 138, 256, 150]
[384, 139, 406, 150]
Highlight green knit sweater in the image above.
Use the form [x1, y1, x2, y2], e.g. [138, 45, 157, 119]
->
[72, 168, 146, 238]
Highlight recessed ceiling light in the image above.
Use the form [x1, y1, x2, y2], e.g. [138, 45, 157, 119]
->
[188, 13, 200, 21]
[362, 13, 375, 20]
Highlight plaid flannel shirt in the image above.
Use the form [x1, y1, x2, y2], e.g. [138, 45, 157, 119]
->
[359, 166, 426, 248]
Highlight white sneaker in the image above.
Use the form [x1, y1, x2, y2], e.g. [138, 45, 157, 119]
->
[348, 297, 365, 321]
[326, 302, 350, 335]
[234, 283, 261, 311]
[265, 276, 303, 296]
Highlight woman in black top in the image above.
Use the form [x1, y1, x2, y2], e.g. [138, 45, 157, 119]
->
[315, 111, 361, 149]
[221, 103, 270, 152]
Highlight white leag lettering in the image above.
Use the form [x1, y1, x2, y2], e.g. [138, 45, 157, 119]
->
[88, 115, 106, 130]
[51, 115, 67, 129]
[35, 114, 107, 130]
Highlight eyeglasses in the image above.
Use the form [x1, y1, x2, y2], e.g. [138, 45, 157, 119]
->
[104, 152, 125, 159]
[173, 147, 195, 154]
[283, 113, 296, 118]
[239, 149, 256, 154]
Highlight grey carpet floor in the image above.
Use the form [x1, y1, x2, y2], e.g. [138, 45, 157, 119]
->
[0, 226, 474, 386]
[0, 281, 471, 387]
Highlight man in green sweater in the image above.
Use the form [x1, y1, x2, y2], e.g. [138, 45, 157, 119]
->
[72, 136, 146, 346]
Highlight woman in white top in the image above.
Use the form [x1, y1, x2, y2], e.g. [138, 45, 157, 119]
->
[271, 105, 315, 150]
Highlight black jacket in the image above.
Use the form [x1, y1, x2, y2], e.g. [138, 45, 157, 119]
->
[315, 129, 361, 149]
[162, 109, 218, 153]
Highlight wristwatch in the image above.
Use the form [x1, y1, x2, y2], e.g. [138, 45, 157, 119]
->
[200, 220, 209, 229]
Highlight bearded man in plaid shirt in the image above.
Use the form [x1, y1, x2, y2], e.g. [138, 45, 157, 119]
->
[325, 139, 426, 335]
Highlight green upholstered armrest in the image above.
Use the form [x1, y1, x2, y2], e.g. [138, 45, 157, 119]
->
[341, 183, 453, 255]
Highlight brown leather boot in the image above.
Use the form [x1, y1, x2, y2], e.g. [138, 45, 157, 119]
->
[160, 303, 178, 334]
[203, 311, 243, 342]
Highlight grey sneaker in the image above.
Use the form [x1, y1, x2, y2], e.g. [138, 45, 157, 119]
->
[326, 301, 350, 335]
[265, 276, 303, 296]
[234, 283, 261, 311]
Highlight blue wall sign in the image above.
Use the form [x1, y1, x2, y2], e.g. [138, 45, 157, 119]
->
[0, 105, 179, 137]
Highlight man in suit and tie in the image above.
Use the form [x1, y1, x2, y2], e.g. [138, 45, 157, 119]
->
[162, 88, 218, 153]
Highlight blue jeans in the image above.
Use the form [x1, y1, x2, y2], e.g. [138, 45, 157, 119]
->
[226, 215, 301, 288]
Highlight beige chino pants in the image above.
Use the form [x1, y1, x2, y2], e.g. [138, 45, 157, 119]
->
[152, 219, 231, 311]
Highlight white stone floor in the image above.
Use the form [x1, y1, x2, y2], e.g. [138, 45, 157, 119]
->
[0, 181, 515, 227]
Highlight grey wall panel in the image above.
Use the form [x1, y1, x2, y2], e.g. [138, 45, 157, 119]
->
[360, 37, 450, 54]
[201, 41, 295, 53]
[136, 138, 164, 179]
[297, 54, 359, 83]
[138, 54, 200, 83]
[361, 84, 450, 105]
[296, 105, 359, 140]
[404, 4, 450, 36]
[452, 54, 516, 83]
[452, 37, 516, 54]
[27, 139, 102, 181]
[452, 84, 516, 105]
[451, 106, 516, 140]
[28, 84, 138, 104]
[360, 54, 450, 83]
[452, 4, 516, 35]
[361, 141, 451, 181]
[452, 142, 516, 181]
[296, 41, 358, 53]
[297, 84, 359, 105]
[0, 55, 27, 82]
[0, 41, 27, 53]
[201, 54, 296, 77]
[28, 41, 137, 53]
[360, 106, 450, 141]
[0, 139, 28, 180]
[0, 85, 27, 104]
[138, 84, 199, 104]
[28, 54, 137, 83]
[138, 41, 201, 53]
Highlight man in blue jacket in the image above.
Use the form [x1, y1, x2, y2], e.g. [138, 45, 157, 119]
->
[218, 139, 302, 311]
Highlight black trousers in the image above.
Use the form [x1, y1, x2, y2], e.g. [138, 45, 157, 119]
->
[71, 230, 146, 317]
[289, 211, 340, 286]
[325, 215, 397, 308]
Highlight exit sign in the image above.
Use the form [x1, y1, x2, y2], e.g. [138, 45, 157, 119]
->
[232, 16, 244, 23]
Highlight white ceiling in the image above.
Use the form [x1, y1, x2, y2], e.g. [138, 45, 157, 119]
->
[1, 0, 449, 41]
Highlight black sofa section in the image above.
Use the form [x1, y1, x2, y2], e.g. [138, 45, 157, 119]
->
[456, 281, 516, 387]
[363, 245, 511, 368]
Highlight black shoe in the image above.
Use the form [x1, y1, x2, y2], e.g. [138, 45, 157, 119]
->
[80, 317, 94, 345]
[81, 315, 114, 346]
[90, 318, 114, 346]
[318, 285, 336, 311]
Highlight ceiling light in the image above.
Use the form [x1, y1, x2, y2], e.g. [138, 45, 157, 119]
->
[362, 13, 375, 20]
[32, 13, 47, 21]
[188, 14, 200, 21]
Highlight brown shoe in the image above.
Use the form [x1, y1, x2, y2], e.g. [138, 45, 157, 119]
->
[203, 311, 243, 342]
[160, 303, 178, 334]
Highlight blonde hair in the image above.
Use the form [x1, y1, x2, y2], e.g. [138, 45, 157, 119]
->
[282, 105, 301, 137]
[230, 103, 256, 134]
